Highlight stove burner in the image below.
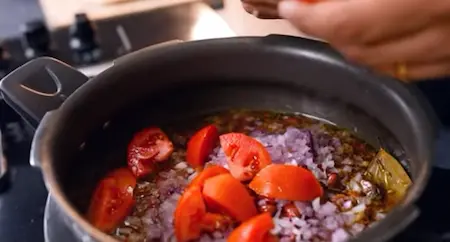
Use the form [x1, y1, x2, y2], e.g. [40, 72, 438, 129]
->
[20, 20, 52, 60]
[69, 13, 101, 65]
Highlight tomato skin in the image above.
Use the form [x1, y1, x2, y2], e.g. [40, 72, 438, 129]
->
[87, 168, 136, 232]
[219, 133, 272, 181]
[227, 213, 276, 242]
[202, 173, 257, 222]
[174, 184, 234, 241]
[187, 125, 219, 169]
[189, 165, 229, 188]
[174, 186, 207, 242]
[201, 213, 233, 232]
[249, 164, 323, 201]
[127, 127, 174, 177]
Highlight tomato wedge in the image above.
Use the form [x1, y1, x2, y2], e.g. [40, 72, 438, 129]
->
[87, 168, 136, 232]
[202, 173, 257, 222]
[189, 165, 229, 188]
[174, 185, 234, 241]
[127, 127, 174, 177]
[187, 124, 219, 169]
[228, 213, 276, 242]
[249, 164, 323, 201]
[201, 212, 233, 232]
[174, 186, 207, 241]
[219, 133, 272, 181]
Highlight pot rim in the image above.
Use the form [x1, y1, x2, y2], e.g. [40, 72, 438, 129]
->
[34, 36, 434, 242]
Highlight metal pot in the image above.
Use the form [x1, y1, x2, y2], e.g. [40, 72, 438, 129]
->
[0, 129, 8, 192]
[0, 35, 438, 242]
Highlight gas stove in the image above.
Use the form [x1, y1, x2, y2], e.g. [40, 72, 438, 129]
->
[0, 1, 233, 80]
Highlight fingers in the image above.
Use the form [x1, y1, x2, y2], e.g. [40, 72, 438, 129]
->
[340, 25, 450, 66]
[275, 0, 450, 81]
[241, 0, 281, 19]
[278, 0, 356, 41]
[242, 0, 278, 6]
[375, 61, 450, 81]
[406, 62, 450, 81]
[278, 0, 436, 44]
[242, 2, 280, 19]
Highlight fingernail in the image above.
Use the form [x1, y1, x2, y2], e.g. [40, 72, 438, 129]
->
[278, 0, 301, 19]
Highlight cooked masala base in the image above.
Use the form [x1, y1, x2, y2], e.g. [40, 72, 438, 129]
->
[86, 110, 411, 242]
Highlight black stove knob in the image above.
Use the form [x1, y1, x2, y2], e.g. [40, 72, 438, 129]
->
[0, 44, 11, 79]
[69, 13, 101, 65]
[20, 20, 51, 59]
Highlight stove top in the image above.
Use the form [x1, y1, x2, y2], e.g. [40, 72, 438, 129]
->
[0, 1, 233, 79]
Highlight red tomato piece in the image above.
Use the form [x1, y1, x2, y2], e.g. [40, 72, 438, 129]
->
[249, 164, 323, 201]
[227, 213, 276, 242]
[87, 168, 137, 232]
[174, 186, 207, 242]
[219, 133, 272, 181]
[187, 124, 219, 169]
[200, 212, 233, 232]
[189, 165, 229, 189]
[202, 173, 257, 222]
[174, 185, 234, 241]
[127, 127, 174, 177]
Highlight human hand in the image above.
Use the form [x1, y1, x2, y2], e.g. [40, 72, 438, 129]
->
[241, 0, 281, 19]
[277, 0, 450, 81]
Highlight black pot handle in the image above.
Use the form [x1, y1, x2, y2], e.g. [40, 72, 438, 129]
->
[0, 57, 88, 129]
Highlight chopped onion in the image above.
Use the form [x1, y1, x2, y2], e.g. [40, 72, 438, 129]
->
[174, 162, 188, 170]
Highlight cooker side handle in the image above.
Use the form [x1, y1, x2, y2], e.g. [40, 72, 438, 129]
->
[0, 57, 88, 129]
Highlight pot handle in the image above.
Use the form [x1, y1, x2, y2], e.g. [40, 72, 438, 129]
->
[0, 57, 88, 129]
